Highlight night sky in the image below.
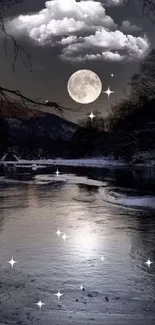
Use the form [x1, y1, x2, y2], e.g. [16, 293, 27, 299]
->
[0, 0, 154, 122]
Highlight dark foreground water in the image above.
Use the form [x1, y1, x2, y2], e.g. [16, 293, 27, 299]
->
[0, 166, 155, 325]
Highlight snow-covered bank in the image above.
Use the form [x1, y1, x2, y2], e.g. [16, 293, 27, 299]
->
[1, 156, 155, 168]
[0, 157, 126, 168]
[111, 195, 155, 209]
[35, 174, 106, 187]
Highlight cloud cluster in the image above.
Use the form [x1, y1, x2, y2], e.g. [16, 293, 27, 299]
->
[5, 0, 150, 62]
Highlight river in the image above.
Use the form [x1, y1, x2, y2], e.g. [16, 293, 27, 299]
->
[0, 165, 155, 325]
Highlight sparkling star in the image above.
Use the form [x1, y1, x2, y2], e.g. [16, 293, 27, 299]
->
[80, 285, 84, 290]
[104, 87, 114, 98]
[36, 299, 45, 309]
[55, 169, 60, 176]
[56, 229, 62, 237]
[62, 233, 68, 241]
[111, 73, 114, 77]
[84, 13, 88, 18]
[101, 256, 105, 262]
[89, 112, 95, 120]
[8, 257, 17, 268]
[55, 290, 63, 300]
[145, 259, 153, 267]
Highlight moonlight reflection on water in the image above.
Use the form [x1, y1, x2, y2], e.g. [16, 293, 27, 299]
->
[73, 224, 98, 253]
[0, 167, 155, 324]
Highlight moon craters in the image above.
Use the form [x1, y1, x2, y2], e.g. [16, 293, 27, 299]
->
[67, 70, 102, 104]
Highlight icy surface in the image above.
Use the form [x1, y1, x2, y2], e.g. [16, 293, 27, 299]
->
[0, 157, 125, 168]
[0, 167, 155, 325]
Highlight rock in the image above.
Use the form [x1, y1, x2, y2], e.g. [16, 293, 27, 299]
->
[105, 296, 109, 302]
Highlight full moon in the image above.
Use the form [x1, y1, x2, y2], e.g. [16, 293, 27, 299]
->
[67, 69, 102, 104]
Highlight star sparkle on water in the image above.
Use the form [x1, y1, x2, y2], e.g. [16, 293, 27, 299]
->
[62, 233, 68, 241]
[56, 229, 62, 236]
[55, 169, 60, 176]
[101, 256, 105, 262]
[80, 285, 84, 290]
[36, 300, 45, 309]
[8, 257, 17, 268]
[104, 87, 114, 98]
[55, 290, 63, 300]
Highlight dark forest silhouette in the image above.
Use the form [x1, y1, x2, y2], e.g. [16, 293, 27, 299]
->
[72, 49, 155, 162]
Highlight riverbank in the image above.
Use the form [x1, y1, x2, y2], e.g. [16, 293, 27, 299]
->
[0, 157, 125, 168]
[1, 154, 155, 169]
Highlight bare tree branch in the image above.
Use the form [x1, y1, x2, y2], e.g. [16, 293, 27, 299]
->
[0, 0, 32, 72]
[0, 0, 81, 116]
[140, 0, 155, 22]
[126, 0, 155, 22]
[1, 18, 32, 72]
[0, 85, 77, 115]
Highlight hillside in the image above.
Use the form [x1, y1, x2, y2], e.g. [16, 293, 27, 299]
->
[0, 99, 45, 119]
[0, 99, 78, 159]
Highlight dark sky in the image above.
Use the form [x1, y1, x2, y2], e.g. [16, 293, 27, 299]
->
[0, 0, 155, 122]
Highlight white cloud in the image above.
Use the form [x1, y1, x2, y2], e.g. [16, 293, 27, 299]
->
[58, 35, 78, 45]
[61, 29, 149, 61]
[121, 20, 142, 33]
[68, 51, 125, 61]
[5, 0, 150, 62]
[102, 51, 124, 60]
[7, 0, 117, 39]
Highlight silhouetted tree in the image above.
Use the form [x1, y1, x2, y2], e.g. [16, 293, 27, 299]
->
[107, 47, 155, 133]
[131, 49, 155, 101]
[70, 113, 105, 157]
[138, 0, 155, 21]
[125, 1, 155, 21]
[78, 112, 105, 131]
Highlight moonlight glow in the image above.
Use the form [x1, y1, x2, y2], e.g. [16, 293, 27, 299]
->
[67, 70, 102, 104]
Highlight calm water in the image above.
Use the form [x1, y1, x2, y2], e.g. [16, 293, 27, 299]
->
[0, 166, 155, 321]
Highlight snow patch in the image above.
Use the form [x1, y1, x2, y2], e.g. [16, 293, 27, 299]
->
[35, 174, 106, 187]
[106, 190, 155, 209]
